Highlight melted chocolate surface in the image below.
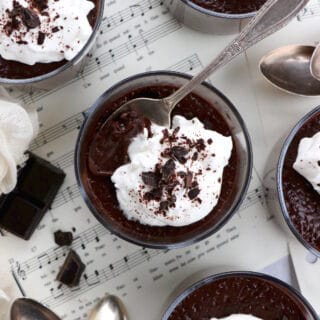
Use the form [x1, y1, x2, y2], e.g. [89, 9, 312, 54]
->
[191, 0, 267, 14]
[282, 111, 320, 252]
[81, 85, 239, 245]
[167, 275, 311, 319]
[0, 0, 99, 80]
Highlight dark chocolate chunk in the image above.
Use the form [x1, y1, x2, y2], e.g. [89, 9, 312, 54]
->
[192, 152, 198, 161]
[188, 188, 200, 200]
[171, 146, 188, 164]
[0, 153, 65, 240]
[162, 159, 176, 182]
[18, 153, 65, 208]
[56, 250, 85, 287]
[141, 172, 159, 188]
[0, 195, 42, 240]
[54, 230, 73, 247]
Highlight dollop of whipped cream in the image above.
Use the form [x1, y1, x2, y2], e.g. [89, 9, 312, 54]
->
[0, 89, 37, 195]
[211, 315, 263, 320]
[111, 116, 233, 227]
[0, 0, 94, 65]
[293, 132, 320, 194]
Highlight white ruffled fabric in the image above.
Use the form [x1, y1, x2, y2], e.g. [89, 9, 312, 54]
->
[0, 87, 38, 195]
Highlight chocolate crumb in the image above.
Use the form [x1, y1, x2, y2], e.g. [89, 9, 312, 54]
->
[207, 138, 213, 145]
[185, 171, 193, 188]
[188, 188, 200, 200]
[54, 230, 73, 246]
[192, 152, 198, 161]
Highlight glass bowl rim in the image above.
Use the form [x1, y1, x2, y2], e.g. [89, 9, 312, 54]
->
[75, 70, 253, 249]
[277, 105, 320, 257]
[162, 270, 319, 320]
[0, 0, 105, 86]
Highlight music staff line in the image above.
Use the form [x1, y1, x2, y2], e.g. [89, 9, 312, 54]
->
[15, 224, 110, 277]
[100, 0, 164, 33]
[297, 1, 320, 20]
[40, 248, 164, 308]
[20, 18, 181, 106]
[15, 184, 270, 279]
[29, 53, 201, 151]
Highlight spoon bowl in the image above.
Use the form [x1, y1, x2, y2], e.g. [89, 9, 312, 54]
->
[88, 295, 129, 320]
[11, 298, 60, 320]
[311, 44, 320, 81]
[260, 45, 320, 96]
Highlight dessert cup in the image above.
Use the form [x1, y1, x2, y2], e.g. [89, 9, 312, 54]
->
[164, 0, 263, 34]
[0, 0, 105, 91]
[75, 71, 252, 249]
[162, 271, 318, 319]
[277, 106, 320, 257]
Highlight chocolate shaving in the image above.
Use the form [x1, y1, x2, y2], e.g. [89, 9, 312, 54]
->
[171, 146, 188, 164]
[37, 31, 45, 45]
[185, 171, 193, 188]
[141, 172, 159, 188]
[144, 188, 162, 202]
[20, 8, 40, 29]
[162, 159, 176, 182]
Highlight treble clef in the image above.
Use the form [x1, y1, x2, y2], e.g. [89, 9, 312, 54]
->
[15, 262, 27, 280]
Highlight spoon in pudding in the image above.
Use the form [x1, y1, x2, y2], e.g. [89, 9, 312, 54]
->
[95, 0, 309, 130]
[260, 44, 320, 96]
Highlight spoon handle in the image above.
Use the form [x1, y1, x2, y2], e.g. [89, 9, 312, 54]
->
[164, 0, 310, 109]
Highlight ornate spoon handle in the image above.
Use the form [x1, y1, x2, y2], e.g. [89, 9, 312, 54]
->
[165, 0, 310, 108]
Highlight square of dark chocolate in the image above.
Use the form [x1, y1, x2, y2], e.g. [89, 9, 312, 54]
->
[0, 195, 43, 240]
[18, 153, 65, 207]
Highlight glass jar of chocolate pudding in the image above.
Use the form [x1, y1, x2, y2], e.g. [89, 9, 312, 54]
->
[0, 0, 105, 89]
[164, 0, 267, 34]
[75, 71, 252, 249]
[278, 106, 320, 257]
[162, 272, 318, 320]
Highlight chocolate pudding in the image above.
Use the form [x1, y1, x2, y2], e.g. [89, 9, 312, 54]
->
[190, 0, 267, 14]
[79, 84, 240, 246]
[0, 0, 100, 80]
[281, 110, 320, 252]
[166, 274, 315, 319]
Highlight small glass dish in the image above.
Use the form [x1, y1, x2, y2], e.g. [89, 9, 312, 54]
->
[164, 0, 261, 34]
[162, 271, 318, 319]
[75, 71, 252, 249]
[277, 106, 320, 257]
[0, 0, 105, 90]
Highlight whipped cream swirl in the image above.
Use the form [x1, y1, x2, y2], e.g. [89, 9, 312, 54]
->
[211, 315, 263, 320]
[111, 116, 233, 227]
[0, 88, 38, 195]
[0, 0, 95, 65]
[293, 132, 320, 194]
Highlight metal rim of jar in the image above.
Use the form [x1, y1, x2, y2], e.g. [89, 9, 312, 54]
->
[277, 105, 320, 258]
[162, 271, 319, 320]
[0, 0, 105, 86]
[74, 70, 253, 250]
[180, 0, 258, 20]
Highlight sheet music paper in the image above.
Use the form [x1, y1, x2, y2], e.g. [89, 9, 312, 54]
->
[0, 0, 320, 318]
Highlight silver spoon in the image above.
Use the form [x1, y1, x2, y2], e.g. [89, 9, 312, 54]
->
[98, 0, 309, 129]
[11, 298, 61, 320]
[260, 44, 320, 96]
[310, 44, 320, 81]
[88, 295, 129, 320]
